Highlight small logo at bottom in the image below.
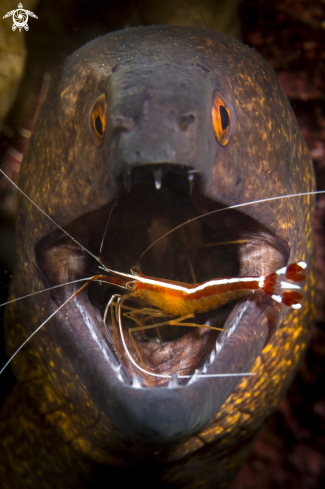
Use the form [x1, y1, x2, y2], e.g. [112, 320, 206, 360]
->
[3, 3, 38, 32]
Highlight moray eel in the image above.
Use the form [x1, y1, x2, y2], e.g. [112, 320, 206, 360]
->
[0, 26, 315, 488]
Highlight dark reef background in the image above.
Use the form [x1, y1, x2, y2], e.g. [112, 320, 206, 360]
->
[233, 2, 325, 487]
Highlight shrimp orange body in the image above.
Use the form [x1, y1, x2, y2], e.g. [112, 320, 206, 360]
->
[125, 262, 307, 316]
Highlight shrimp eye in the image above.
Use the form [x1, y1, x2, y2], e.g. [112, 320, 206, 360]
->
[90, 94, 107, 145]
[126, 281, 137, 291]
[130, 265, 141, 275]
[211, 92, 231, 146]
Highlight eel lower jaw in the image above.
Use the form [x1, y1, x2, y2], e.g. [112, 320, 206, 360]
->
[45, 283, 281, 443]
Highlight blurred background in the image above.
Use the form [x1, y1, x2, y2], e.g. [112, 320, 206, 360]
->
[0, 1, 324, 487]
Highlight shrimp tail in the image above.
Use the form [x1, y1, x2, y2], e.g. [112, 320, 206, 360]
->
[262, 261, 307, 309]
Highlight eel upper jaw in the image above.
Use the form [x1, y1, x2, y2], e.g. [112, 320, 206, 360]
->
[35, 165, 289, 443]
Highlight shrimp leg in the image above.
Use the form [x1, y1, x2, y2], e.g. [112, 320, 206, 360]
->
[113, 291, 226, 377]
[127, 314, 225, 372]
[103, 294, 173, 354]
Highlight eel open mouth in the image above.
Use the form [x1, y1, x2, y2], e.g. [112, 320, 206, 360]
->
[36, 164, 289, 389]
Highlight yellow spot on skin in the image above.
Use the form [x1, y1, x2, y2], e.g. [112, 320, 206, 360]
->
[263, 344, 272, 354]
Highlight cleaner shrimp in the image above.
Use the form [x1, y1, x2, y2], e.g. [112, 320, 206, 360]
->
[0, 169, 321, 387]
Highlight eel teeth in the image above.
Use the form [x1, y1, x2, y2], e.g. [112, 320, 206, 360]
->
[202, 363, 208, 374]
[187, 171, 195, 195]
[132, 373, 143, 389]
[209, 348, 216, 365]
[168, 372, 179, 388]
[114, 363, 124, 382]
[188, 369, 199, 385]
[153, 168, 163, 189]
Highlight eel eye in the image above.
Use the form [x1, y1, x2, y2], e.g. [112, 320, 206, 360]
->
[91, 94, 107, 145]
[211, 92, 231, 146]
[127, 281, 137, 291]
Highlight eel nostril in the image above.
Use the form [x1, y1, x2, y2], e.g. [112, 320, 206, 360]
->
[178, 113, 195, 131]
[112, 115, 135, 132]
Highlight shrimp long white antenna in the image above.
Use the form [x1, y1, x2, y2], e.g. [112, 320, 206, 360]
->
[0, 169, 102, 266]
[117, 296, 255, 381]
[138, 189, 325, 260]
[0, 170, 132, 279]
[0, 277, 94, 308]
[99, 200, 117, 257]
[0, 273, 128, 375]
[0, 280, 94, 376]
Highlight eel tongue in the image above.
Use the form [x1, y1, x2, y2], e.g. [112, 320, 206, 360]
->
[48, 282, 280, 444]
